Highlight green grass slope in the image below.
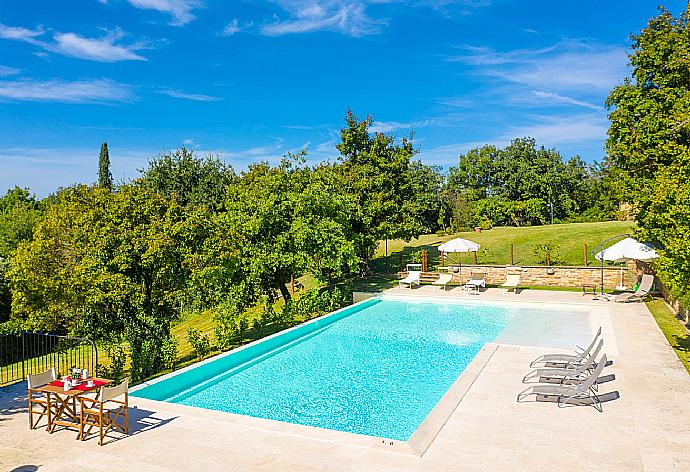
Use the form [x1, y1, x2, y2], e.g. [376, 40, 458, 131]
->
[373, 221, 635, 271]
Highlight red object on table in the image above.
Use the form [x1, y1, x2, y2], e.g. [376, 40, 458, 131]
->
[50, 379, 109, 391]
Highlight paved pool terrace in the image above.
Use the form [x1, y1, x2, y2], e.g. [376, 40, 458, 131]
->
[2, 286, 690, 471]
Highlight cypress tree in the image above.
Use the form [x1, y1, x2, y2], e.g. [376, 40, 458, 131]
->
[98, 142, 113, 190]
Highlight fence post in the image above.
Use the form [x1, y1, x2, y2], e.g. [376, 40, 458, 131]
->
[472, 251, 477, 265]
[21, 332, 25, 381]
[422, 250, 428, 272]
[509, 244, 514, 265]
[583, 243, 588, 266]
[441, 252, 445, 268]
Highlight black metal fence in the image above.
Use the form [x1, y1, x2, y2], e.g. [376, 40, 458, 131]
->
[0, 332, 97, 386]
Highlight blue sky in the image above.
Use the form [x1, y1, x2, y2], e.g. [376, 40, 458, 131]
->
[0, 0, 686, 196]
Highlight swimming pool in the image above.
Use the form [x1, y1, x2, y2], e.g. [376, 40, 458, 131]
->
[132, 296, 591, 441]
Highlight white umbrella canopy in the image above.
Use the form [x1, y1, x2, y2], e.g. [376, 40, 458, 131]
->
[595, 237, 659, 290]
[595, 237, 659, 262]
[438, 238, 481, 253]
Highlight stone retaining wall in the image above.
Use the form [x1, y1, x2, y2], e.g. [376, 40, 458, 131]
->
[419, 263, 646, 289]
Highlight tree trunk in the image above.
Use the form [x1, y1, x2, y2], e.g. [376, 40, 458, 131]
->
[279, 282, 292, 302]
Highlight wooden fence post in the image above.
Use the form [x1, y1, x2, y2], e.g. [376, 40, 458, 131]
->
[509, 243, 514, 265]
[422, 249, 428, 272]
[472, 251, 477, 265]
[583, 243, 588, 266]
[441, 252, 445, 268]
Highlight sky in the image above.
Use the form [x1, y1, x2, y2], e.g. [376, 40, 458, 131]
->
[0, 0, 687, 197]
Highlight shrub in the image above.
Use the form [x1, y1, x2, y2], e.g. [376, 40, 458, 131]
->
[187, 327, 211, 359]
[161, 336, 178, 370]
[96, 342, 126, 382]
[532, 242, 561, 266]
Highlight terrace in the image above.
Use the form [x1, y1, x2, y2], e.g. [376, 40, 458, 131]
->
[2, 287, 689, 472]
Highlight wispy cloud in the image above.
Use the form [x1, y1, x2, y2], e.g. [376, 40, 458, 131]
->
[127, 0, 203, 26]
[504, 113, 608, 145]
[0, 24, 44, 41]
[157, 89, 220, 101]
[370, 118, 443, 133]
[262, 1, 385, 36]
[0, 23, 147, 62]
[0, 65, 21, 77]
[51, 29, 146, 62]
[221, 19, 253, 36]
[448, 40, 627, 92]
[0, 78, 134, 103]
[530, 91, 603, 111]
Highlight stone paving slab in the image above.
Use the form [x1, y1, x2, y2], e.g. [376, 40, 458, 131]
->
[2, 288, 689, 472]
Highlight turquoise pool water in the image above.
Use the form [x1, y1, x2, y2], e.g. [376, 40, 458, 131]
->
[132, 297, 590, 440]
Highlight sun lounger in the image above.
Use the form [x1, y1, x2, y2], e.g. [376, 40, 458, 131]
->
[463, 272, 486, 293]
[399, 271, 421, 289]
[523, 340, 603, 384]
[529, 327, 601, 368]
[517, 354, 609, 411]
[432, 272, 452, 290]
[615, 274, 654, 303]
[501, 274, 520, 293]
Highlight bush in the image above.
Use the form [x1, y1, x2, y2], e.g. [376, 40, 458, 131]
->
[161, 336, 178, 370]
[97, 342, 126, 382]
[187, 327, 211, 359]
[532, 242, 561, 266]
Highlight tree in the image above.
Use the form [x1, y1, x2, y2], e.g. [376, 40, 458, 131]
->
[225, 156, 357, 301]
[9, 185, 195, 379]
[606, 5, 690, 308]
[335, 111, 431, 264]
[0, 187, 42, 322]
[98, 142, 113, 190]
[447, 138, 596, 226]
[139, 147, 237, 211]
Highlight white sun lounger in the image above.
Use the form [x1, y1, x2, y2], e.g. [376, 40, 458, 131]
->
[399, 271, 421, 289]
[432, 272, 453, 290]
[500, 274, 520, 293]
[615, 274, 654, 303]
[517, 354, 609, 411]
[529, 327, 602, 368]
[523, 340, 604, 385]
[463, 272, 486, 293]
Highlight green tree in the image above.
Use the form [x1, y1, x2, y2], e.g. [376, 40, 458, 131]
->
[9, 185, 193, 379]
[225, 156, 357, 301]
[139, 147, 237, 211]
[335, 111, 432, 265]
[98, 142, 113, 190]
[606, 5, 690, 307]
[0, 187, 42, 322]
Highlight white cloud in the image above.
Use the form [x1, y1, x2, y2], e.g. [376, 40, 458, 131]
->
[0, 78, 134, 103]
[221, 19, 253, 36]
[0, 23, 146, 62]
[262, 1, 385, 36]
[449, 40, 628, 93]
[158, 89, 220, 101]
[530, 91, 602, 111]
[0, 23, 44, 41]
[52, 30, 146, 62]
[504, 113, 608, 145]
[127, 0, 203, 26]
[0, 146, 152, 197]
[0, 65, 21, 76]
[370, 118, 441, 133]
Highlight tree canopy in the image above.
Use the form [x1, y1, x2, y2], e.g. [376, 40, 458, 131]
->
[606, 5, 690, 308]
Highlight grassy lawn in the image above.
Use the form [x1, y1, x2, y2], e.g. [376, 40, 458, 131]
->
[373, 221, 635, 272]
[646, 298, 690, 374]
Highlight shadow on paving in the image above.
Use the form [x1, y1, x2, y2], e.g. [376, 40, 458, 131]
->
[1, 381, 177, 446]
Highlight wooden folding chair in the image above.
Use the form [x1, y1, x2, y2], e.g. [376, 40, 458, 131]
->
[27, 367, 56, 430]
[79, 378, 129, 445]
